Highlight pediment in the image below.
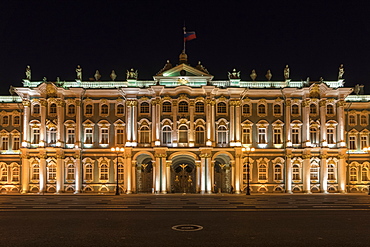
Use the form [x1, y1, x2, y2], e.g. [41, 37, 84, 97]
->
[155, 63, 210, 77]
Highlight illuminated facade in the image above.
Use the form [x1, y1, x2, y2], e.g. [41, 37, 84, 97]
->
[0, 52, 369, 194]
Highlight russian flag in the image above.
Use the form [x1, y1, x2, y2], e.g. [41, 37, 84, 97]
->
[184, 31, 196, 41]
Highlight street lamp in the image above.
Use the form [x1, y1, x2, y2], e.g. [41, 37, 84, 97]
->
[243, 146, 255, 195]
[363, 147, 370, 195]
[111, 147, 125, 195]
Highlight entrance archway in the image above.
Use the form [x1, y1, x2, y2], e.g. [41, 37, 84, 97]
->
[136, 156, 153, 193]
[214, 154, 232, 193]
[170, 154, 196, 193]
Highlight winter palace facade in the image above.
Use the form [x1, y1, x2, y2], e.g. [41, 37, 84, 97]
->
[0, 52, 369, 194]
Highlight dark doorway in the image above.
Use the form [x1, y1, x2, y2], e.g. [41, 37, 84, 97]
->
[214, 162, 231, 193]
[172, 164, 196, 193]
[137, 162, 153, 193]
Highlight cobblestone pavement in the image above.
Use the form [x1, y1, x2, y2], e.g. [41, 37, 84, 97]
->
[1, 193, 370, 211]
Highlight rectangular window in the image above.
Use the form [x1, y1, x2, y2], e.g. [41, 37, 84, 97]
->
[32, 129, 40, 144]
[274, 165, 282, 180]
[85, 128, 93, 144]
[12, 168, 19, 182]
[292, 129, 299, 144]
[242, 128, 251, 144]
[273, 129, 282, 144]
[258, 128, 266, 143]
[349, 136, 356, 150]
[1, 137, 9, 150]
[361, 136, 368, 150]
[117, 129, 125, 145]
[67, 129, 75, 144]
[327, 129, 335, 144]
[12, 137, 20, 150]
[101, 128, 109, 144]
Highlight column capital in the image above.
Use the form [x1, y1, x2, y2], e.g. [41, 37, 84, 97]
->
[22, 100, 31, 107]
[319, 100, 327, 107]
[302, 154, 311, 159]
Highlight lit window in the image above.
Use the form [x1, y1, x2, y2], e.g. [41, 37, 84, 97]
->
[350, 167, 357, 181]
[32, 128, 40, 144]
[118, 163, 124, 181]
[48, 164, 56, 181]
[66, 164, 75, 180]
[292, 164, 300, 180]
[349, 136, 356, 150]
[273, 128, 282, 144]
[140, 102, 149, 113]
[195, 102, 204, 113]
[258, 164, 267, 180]
[242, 104, 251, 114]
[217, 102, 227, 114]
[179, 126, 189, 143]
[67, 129, 75, 145]
[362, 167, 369, 181]
[178, 101, 188, 113]
[327, 128, 335, 144]
[101, 128, 109, 144]
[292, 128, 300, 144]
[117, 104, 124, 115]
[32, 164, 40, 180]
[1, 165, 8, 182]
[162, 126, 172, 145]
[273, 104, 281, 115]
[1, 136, 9, 150]
[85, 128, 93, 144]
[310, 164, 319, 180]
[116, 128, 125, 145]
[12, 136, 20, 150]
[217, 126, 228, 145]
[242, 128, 251, 144]
[310, 127, 318, 145]
[162, 102, 172, 113]
[101, 104, 109, 115]
[274, 165, 282, 180]
[100, 163, 109, 180]
[361, 135, 368, 150]
[258, 128, 266, 144]
[140, 126, 150, 144]
[12, 167, 20, 182]
[195, 126, 205, 146]
[328, 164, 336, 180]
[85, 164, 93, 181]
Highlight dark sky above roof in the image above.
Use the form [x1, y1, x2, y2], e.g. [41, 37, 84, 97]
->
[1, 0, 369, 95]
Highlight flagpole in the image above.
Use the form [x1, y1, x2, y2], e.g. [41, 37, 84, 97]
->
[183, 26, 186, 53]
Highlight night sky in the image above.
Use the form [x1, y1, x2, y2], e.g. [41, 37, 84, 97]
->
[1, 1, 370, 95]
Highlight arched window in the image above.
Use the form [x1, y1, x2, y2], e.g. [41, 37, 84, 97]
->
[13, 116, 20, 125]
[1, 165, 7, 182]
[47, 164, 57, 181]
[310, 104, 317, 114]
[50, 103, 57, 114]
[195, 102, 204, 113]
[258, 164, 267, 180]
[350, 167, 357, 181]
[360, 115, 367, 125]
[118, 163, 124, 181]
[362, 167, 369, 181]
[100, 163, 109, 180]
[85, 104, 93, 115]
[242, 104, 250, 114]
[292, 164, 300, 180]
[12, 166, 20, 182]
[242, 128, 251, 144]
[349, 115, 356, 125]
[310, 127, 318, 145]
[117, 104, 125, 115]
[258, 104, 266, 115]
[85, 164, 93, 181]
[140, 126, 150, 144]
[162, 126, 172, 145]
[178, 101, 188, 113]
[310, 164, 319, 181]
[140, 102, 149, 113]
[195, 126, 205, 146]
[101, 104, 109, 115]
[217, 126, 228, 145]
[32, 164, 40, 181]
[33, 104, 40, 114]
[274, 164, 282, 180]
[326, 105, 334, 115]
[292, 104, 299, 115]
[178, 126, 188, 143]
[2, 116, 9, 125]
[66, 164, 75, 180]
[217, 102, 227, 113]
[273, 104, 281, 115]
[162, 102, 172, 113]
[68, 104, 76, 115]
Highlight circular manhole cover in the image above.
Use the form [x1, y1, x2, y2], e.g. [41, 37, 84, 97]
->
[172, 224, 203, 232]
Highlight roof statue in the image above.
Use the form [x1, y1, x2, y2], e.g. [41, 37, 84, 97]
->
[338, 64, 344, 79]
[195, 61, 209, 74]
[157, 60, 173, 75]
[25, 65, 31, 80]
[76, 65, 82, 80]
[265, 70, 272, 81]
[284, 65, 290, 80]
[94, 70, 101, 81]
[319, 77, 324, 83]
[250, 69, 257, 81]
[126, 68, 138, 80]
[179, 50, 188, 64]
[228, 68, 240, 79]
[110, 70, 117, 81]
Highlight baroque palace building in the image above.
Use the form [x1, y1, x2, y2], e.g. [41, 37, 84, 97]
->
[0, 52, 370, 194]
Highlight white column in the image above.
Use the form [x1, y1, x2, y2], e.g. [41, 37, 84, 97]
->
[151, 100, 156, 146]
[206, 100, 212, 145]
[303, 154, 311, 193]
[195, 161, 201, 193]
[40, 100, 47, 146]
[235, 102, 241, 145]
[230, 101, 235, 144]
[320, 100, 327, 147]
[126, 102, 132, 143]
[189, 100, 195, 146]
[235, 154, 241, 194]
[320, 154, 328, 193]
[39, 154, 47, 193]
[161, 156, 167, 193]
[56, 154, 63, 193]
[211, 101, 216, 145]
[154, 155, 161, 193]
[230, 160, 236, 193]
[211, 161, 215, 192]
[132, 101, 138, 145]
[338, 155, 347, 193]
[337, 100, 345, 146]
[21, 154, 30, 193]
[131, 160, 136, 193]
[172, 100, 178, 146]
[126, 153, 132, 194]
[285, 155, 292, 193]
[166, 161, 171, 192]
[57, 100, 65, 145]
[76, 100, 82, 147]
[74, 154, 82, 193]
[200, 155, 206, 193]
[302, 100, 309, 147]
[285, 100, 292, 146]
[22, 100, 30, 146]
[206, 156, 212, 194]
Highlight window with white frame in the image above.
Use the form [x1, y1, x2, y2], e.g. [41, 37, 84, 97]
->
[326, 104, 334, 115]
[48, 127, 57, 145]
[327, 128, 335, 145]
[310, 164, 319, 181]
[195, 126, 205, 146]
[162, 126, 172, 145]
[361, 135, 368, 150]
[49, 103, 57, 114]
[217, 102, 227, 114]
[242, 128, 252, 144]
[13, 116, 20, 126]
[310, 127, 319, 146]
[310, 104, 317, 115]
[116, 128, 125, 145]
[292, 128, 300, 145]
[178, 101, 188, 113]
[273, 128, 282, 144]
[178, 125, 189, 143]
[162, 102, 172, 113]
[85, 163, 93, 181]
[31, 163, 40, 181]
[67, 128, 75, 145]
[32, 128, 40, 144]
[258, 164, 267, 180]
[274, 164, 282, 180]
[242, 104, 251, 115]
[258, 104, 266, 115]
[0, 164, 7, 182]
[12, 136, 20, 150]
[258, 128, 267, 144]
[118, 163, 124, 181]
[349, 114, 356, 125]
[328, 163, 336, 180]
[217, 126, 228, 145]
[292, 164, 300, 180]
[101, 128, 109, 144]
[67, 104, 76, 115]
[2, 116, 9, 126]
[140, 126, 150, 144]
[66, 163, 75, 181]
[85, 104, 93, 115]
[362, 167, 369, 181]
[350, 167, 357, 181]
[85, 128, 93, 144]
[33, 104, 40, 115]
[292, 104, 299, 115]
[12, 166, 19, 182]
[349, 136, 356, 150]
[47, 164, 57, 181]
[99, 163, 109, 181]
[140, 102, 149, 114]
[195, 102, 204, 113]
